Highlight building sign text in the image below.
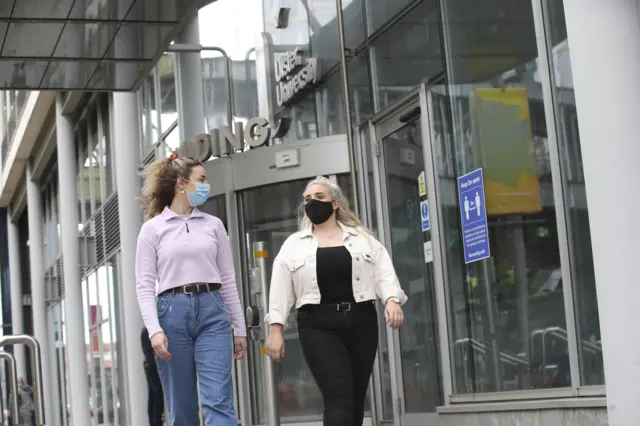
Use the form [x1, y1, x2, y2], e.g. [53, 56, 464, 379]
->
[177, 117, 271, 163]
[275, 48, 321, 107]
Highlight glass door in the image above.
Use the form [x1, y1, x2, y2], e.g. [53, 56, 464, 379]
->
[371, 94, 444, 426]
[238, 175, 367, 425]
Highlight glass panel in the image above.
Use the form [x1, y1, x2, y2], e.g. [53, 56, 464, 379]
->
[370, 0, 443, 111]
[308, 0, 365, 69]
[200, 195, 228, 228]
[359, 127, 393, 419]
[87, 116, 103, 214]
[158, 54, 178, 142]
[2, 23, 64, 57]
[105, 259, 121, 425]
[86, 60, 150, 91]
[202, 54, 232, 130]
[0, 60, 49, 89]
[106, 24, 175, 60]
[53, 23, 119, 59]
[100, 97, 115, 196]
[241, 179, 318, 422]
[365, 0, 414, 35]
[40, 61, 102, 90]
[83, 277, 98, 425]
[139, 72, 159, 157]
[54, 302, 70, 426]
[543, 0, 602, 386]
[9, 0, 75, 19]
[124, 0, 193, 22]
[438, 0, 569, 394]
[242, 176, 367, 422]
[77, 131, 89, 227]
[381, 118, 443, 412]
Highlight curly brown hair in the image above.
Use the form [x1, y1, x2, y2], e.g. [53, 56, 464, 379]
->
[139, 156, 203, 221]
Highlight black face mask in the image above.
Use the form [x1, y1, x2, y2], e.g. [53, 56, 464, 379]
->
[305, 199, 335, 225]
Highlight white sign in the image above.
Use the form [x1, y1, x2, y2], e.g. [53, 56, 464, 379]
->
[275, 48, 321, 107]
[423, 241, 433, 264]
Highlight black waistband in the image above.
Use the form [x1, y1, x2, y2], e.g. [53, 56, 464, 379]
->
[298, 301, 375, 313]
[160, 283, 221, 296]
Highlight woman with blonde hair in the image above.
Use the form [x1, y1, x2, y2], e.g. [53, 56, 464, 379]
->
[135, 153, 246, 426]
[265, 176, 408, 426]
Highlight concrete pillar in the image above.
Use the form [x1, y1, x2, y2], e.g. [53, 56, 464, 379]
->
[563, 1, 640, 424]
[112, 92, 148, 426]
[6, 208, 26, 379]
[176, 15, 206, 140]
[55, 95, 91, 426]
[25, 162, 56, 425]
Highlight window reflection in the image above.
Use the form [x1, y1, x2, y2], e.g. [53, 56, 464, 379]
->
[159, 54, 179, 152]
[369, 0, 443, 111]
[543, 0, 602, 386]
[437, 0, 569, 393]
[139, 72, 159, 156]
[82, 263, 120, 425]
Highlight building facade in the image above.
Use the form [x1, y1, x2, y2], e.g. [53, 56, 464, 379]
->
[0, 0, 635, 426]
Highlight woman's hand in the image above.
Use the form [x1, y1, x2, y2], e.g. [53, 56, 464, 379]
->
[266, 325, 285, 363]
[151, 332, 171, 360]
[385, 299, 404, 329]
[234, 337, 247, 360]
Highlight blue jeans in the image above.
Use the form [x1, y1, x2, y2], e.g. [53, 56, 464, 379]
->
[156, 291, 237, 426]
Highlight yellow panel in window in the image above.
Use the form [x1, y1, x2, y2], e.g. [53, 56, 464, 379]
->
[471, 88, 542, 215]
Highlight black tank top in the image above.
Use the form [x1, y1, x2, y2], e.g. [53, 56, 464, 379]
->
[316, 246, 356, 303]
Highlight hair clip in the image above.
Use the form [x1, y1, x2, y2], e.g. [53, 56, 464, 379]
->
[169, 153, 179, 160]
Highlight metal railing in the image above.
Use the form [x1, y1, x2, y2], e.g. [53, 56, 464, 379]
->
[454, 326, 603, 391]
[0, 335, 45, 426]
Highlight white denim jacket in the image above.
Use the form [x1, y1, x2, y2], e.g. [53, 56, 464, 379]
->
[265, 222, 408, 328]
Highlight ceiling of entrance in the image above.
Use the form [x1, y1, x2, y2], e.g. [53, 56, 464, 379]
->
[0, 0, 201, 91]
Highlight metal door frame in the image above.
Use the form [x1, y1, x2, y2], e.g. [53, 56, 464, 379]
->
[203, 134, 381, 426]
[367, 83, 453, 426]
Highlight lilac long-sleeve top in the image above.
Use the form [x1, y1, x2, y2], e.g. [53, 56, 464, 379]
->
[135, 206, 247, 339]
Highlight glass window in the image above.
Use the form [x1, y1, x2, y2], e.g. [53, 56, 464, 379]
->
[543, 0, 602, 386]
[262, 0, 311, 51]
[365, 0, 415, 35]
[105, 259, 121, 425]
[76, 130, 89, 227]
[369, 0, 444, 111]
[437, 0, 569, 393]
[100, 97, 114, 196]
[53, 302, 69, 426]
[87, 116, 103, 214]
[139, 71, 159, 157]
[200, 195, 228, 228]
[308, 0, 365, 69]
[159, 54, 179, 152]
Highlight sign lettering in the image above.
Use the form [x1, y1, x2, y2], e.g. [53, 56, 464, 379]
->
[275, 48, 321, 107]
[177, 117, 271, 163]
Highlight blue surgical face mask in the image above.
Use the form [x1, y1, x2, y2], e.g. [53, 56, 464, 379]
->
[186, 183, 210, 207]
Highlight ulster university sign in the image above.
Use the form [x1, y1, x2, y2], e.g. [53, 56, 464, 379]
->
[177, 117, 271, 163]
[275, 48, 321, 107]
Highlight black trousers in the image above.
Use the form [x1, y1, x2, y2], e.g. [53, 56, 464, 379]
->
[297, 301, 378, 426]
[144, 361, 165, 426]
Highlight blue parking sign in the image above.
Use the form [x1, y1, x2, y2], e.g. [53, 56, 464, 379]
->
[421, 200, 430, 231]
[457, 168, 490, 264]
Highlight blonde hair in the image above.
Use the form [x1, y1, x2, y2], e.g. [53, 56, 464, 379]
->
[298, 176, 367, 232]
[139, 155, 203, 221]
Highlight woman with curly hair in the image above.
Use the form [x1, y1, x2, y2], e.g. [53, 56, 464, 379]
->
[135, 154, 246, 426]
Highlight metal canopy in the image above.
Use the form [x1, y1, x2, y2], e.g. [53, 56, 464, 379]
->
[0, 0, 201, 91]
